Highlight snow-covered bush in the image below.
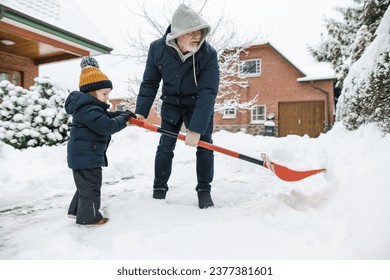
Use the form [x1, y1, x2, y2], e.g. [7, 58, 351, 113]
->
[0, 77, 71, 149]
[336, 6, 390, 134]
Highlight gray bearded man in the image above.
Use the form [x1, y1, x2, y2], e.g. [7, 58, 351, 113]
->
[135, 4, 220, 209]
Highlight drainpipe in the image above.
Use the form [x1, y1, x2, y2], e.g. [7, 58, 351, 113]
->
[309, 81, 332, 131]
[0, 6, 5, 19]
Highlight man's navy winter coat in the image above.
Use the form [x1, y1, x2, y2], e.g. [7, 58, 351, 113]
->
[65, 91, 128, 169]
[135, 26, 219, 135]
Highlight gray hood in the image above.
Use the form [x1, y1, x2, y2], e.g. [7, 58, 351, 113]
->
[166, 4, 211, 57]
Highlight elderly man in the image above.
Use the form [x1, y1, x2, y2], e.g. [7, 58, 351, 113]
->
[135, 4, 220, 209]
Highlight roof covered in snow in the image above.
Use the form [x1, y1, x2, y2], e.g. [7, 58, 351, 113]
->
[0, 0, 112, 54]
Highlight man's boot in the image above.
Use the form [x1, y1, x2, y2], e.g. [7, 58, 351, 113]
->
[197, 191, 214, 209]
[153, 189, 167, 199]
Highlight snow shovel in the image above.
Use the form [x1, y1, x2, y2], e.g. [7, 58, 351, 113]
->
[129, 118, 325, 182]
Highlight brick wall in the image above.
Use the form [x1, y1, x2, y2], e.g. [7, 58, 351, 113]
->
[0, 51, 38, 88]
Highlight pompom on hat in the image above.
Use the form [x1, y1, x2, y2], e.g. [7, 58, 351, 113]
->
[79, 56, 113, 92]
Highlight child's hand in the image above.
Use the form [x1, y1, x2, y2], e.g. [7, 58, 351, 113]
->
[121, 110, 136, 121]
[125, 110, 137, 119]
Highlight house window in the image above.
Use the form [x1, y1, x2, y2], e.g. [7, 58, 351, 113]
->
[223, 100, 236, 119]
[0, 72, 7, 82]
[239, 59, 261, 77]
[115, 104, 125, 111]
[0, 69, 22, 86]
[251, 105, 266, 123]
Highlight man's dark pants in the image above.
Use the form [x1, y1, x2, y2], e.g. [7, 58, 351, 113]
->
[153, 106, 214, 192]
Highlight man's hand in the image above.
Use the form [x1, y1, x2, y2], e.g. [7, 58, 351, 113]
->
[135, 114, 145, 120]
[185, 130, 200, 147]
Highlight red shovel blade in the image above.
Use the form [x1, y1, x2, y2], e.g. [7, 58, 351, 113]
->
[266, 161, 325, 182]
[261, 153, 325, 181]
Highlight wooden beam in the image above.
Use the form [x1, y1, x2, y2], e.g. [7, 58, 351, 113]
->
[34, 53, 79, 65]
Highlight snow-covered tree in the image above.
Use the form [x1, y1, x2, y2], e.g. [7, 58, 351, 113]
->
[336, 6, 390, 134]
[119, 0, 261, 113]
[0, 77, 71, 149]
[215, 48, 255, 113]
[309, 0, 389, 91]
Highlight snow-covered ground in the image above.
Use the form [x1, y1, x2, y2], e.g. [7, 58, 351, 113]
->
[0, 122, 389, 260]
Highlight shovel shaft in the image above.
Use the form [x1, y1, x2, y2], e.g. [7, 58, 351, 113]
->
[137, 119, 264, 165]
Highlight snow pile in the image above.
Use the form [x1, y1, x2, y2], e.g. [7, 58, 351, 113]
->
[0, 122, 389, 259]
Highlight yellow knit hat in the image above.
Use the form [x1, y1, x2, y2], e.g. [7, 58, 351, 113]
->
[79, 56, 113, 92]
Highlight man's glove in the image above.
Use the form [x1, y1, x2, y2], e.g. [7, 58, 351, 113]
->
[185, 130, 200, 147]
[121, 110, 137, 121]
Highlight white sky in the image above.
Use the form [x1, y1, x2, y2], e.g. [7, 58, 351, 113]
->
[40, 0, 352, 96]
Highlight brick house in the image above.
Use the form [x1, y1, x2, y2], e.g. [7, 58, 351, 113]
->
[215, 43, 335, 137]
[0, 0, 112, 88]
[111, 43, 335, 138]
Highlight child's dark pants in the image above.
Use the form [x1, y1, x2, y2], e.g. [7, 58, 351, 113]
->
[68, 168, 104, 224]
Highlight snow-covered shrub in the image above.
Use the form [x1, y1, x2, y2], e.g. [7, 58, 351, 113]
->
[336, 6, 390, 134]
[0, 77, 71, 149]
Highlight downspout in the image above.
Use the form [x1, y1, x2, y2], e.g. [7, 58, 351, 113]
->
[309, 81, 332, 131]
[0, 6, 5, 19]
